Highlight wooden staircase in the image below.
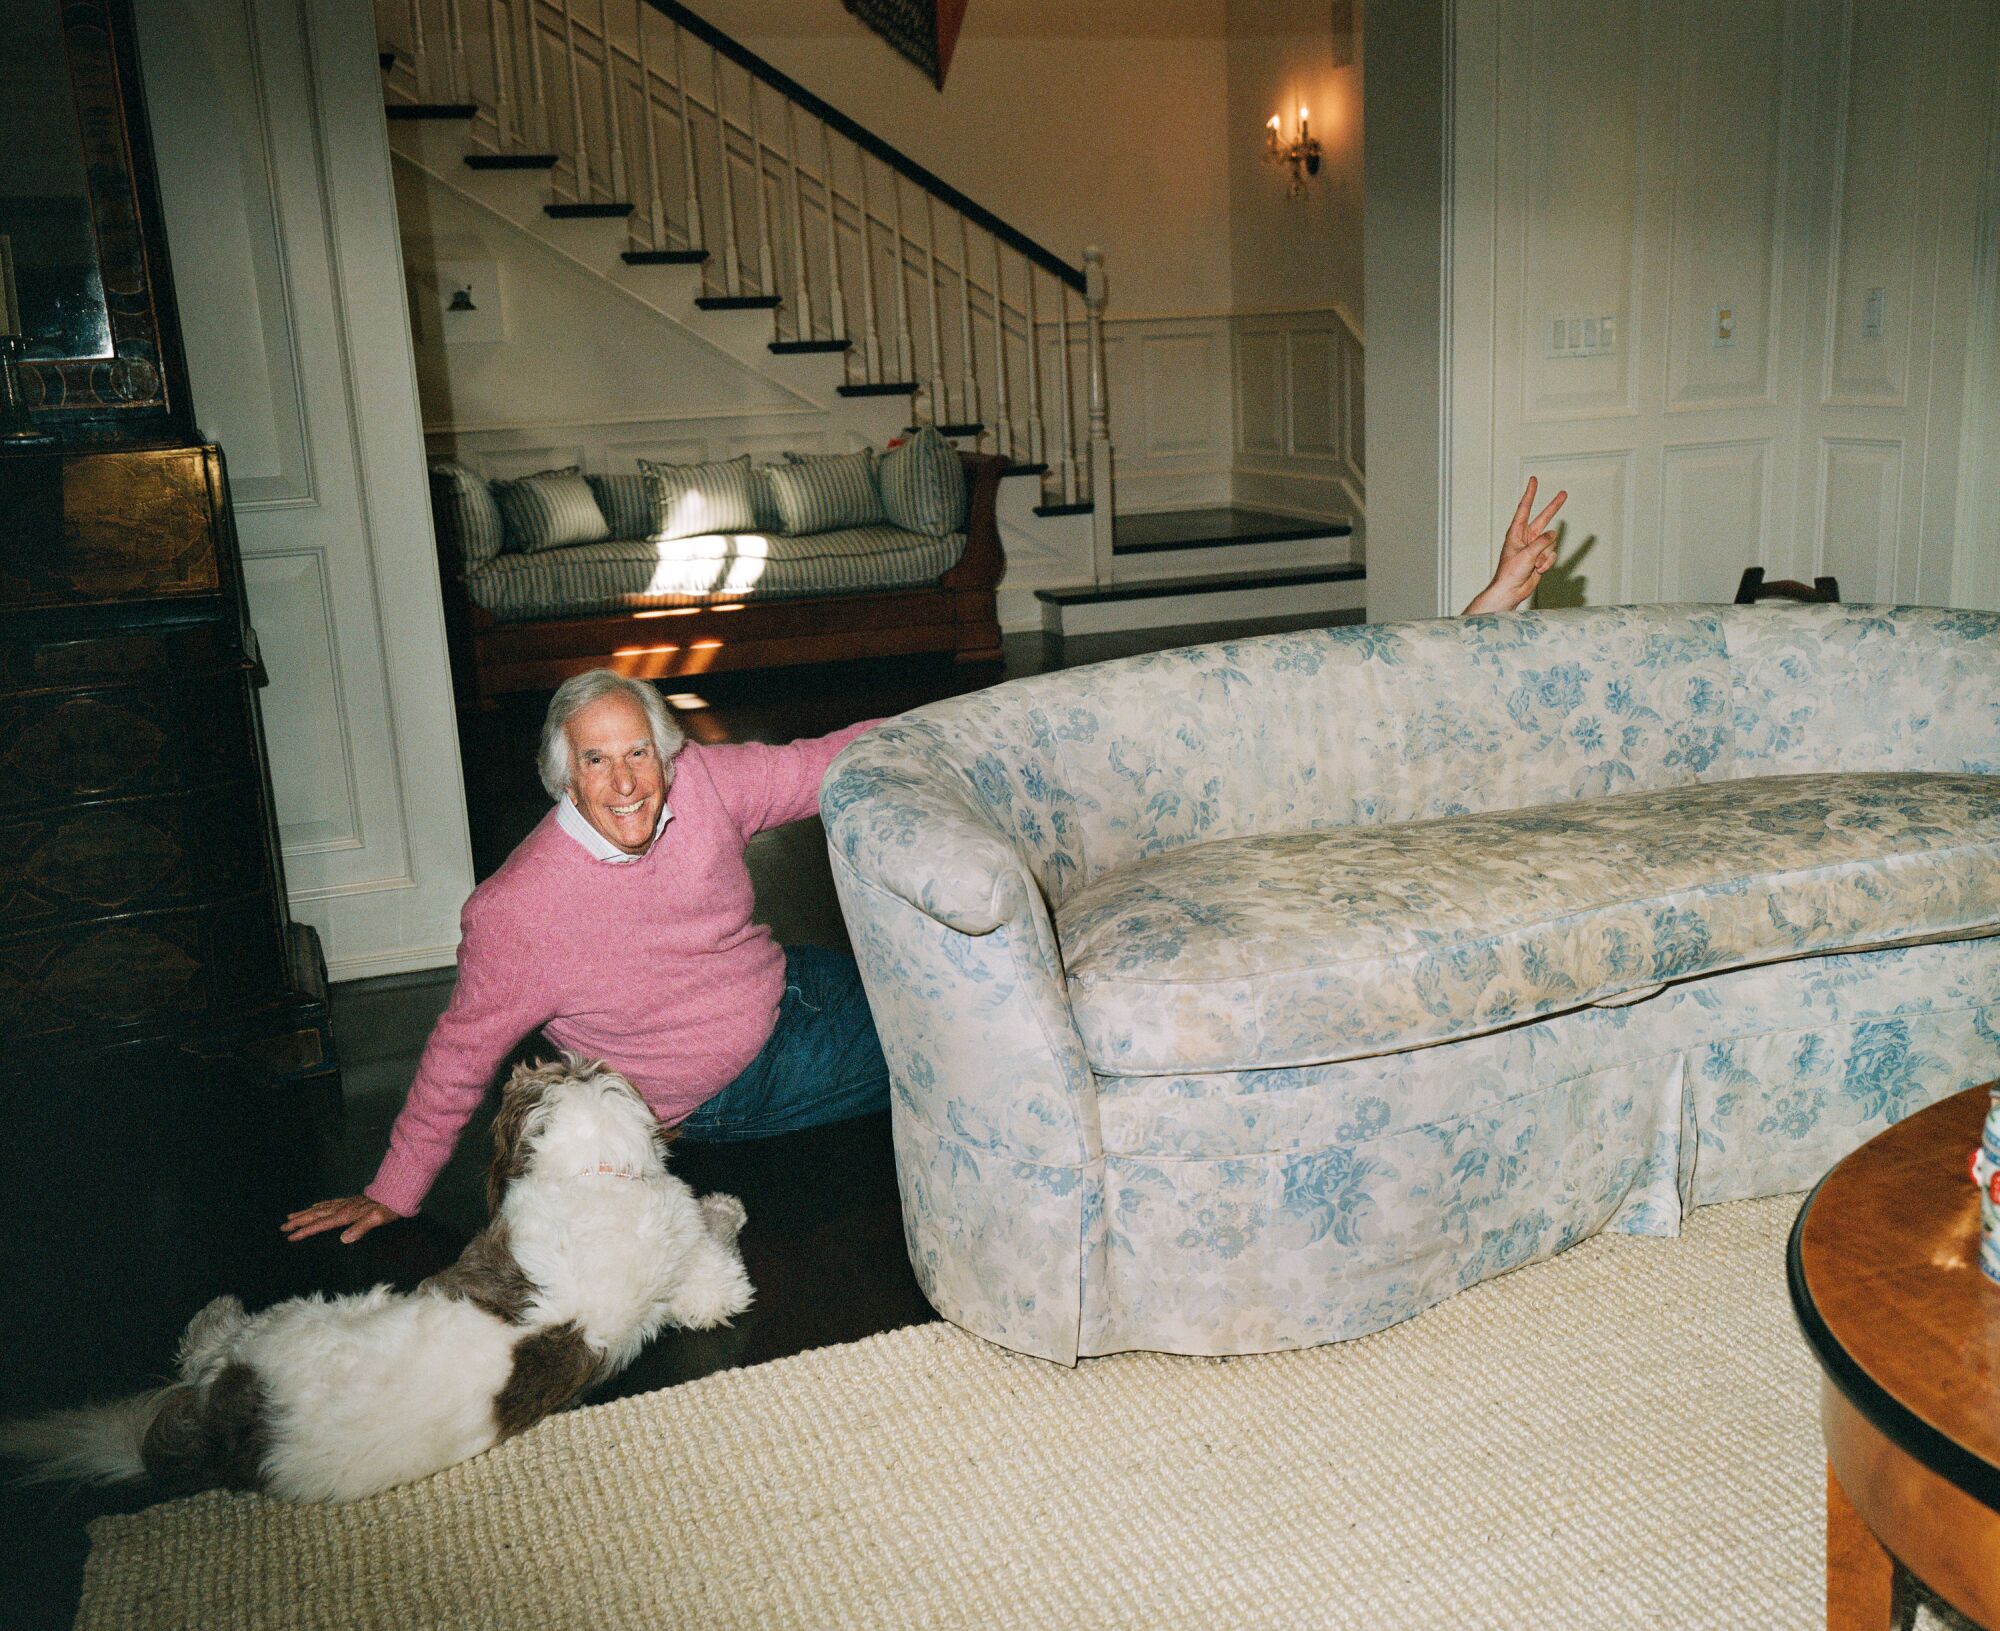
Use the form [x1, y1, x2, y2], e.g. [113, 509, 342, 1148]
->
[377, 2, 1363, 639]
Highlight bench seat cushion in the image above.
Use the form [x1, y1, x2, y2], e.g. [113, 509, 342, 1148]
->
[1056, 771, 2000, 1075]
[465, 524, 965, 622]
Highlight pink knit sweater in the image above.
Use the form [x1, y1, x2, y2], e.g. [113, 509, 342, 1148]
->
[365, 722, 877, 1217]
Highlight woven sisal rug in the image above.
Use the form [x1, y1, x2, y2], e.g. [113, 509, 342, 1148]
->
[75, 1195, 1972, 1630]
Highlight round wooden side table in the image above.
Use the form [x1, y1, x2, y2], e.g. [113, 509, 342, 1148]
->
[1789, 1085, 2000, 1629]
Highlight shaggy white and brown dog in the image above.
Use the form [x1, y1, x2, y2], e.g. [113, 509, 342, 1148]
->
[0, 1055, 752, 1503]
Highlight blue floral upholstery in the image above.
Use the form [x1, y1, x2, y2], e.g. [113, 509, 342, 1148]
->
[821, 604, 2000, 1362]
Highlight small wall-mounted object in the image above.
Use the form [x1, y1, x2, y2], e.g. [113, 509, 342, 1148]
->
[1861, 287, 1886, 340]
[436, 258, 505, 344]
[1265, 107, 1322, 198]
[1546, 313, 1619, 359]
[1712, 305, 1736, 348]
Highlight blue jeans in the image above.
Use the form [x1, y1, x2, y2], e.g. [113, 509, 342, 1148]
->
[677, 946, 891, 1142]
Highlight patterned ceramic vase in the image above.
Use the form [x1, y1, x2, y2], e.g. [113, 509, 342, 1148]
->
[1973, 1087, 2000, 1286]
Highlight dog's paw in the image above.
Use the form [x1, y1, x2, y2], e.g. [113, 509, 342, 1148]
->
[700, 1193, 748, 1243]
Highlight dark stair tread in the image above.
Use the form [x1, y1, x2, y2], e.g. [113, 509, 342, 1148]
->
[769, 338, 853, 353]
[546, 201, 635, 219]
[908, 422, 984, 438]
[1002, 461, 1049, 478]
[836, 380, 919, 397]
[1035, 563, 1365, 606]
[1113, 505, 1355, 556]
[623, 248, 710, 265]
[1034, 500, 1094, 518]
[467, 153, 559, 170]
[696, 294, 783, 310]
[387, 103, 478, 120]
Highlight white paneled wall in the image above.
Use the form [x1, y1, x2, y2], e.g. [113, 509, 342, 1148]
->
[1233, 308, 1364, 525]
[137, 0, 476, 979]
[1431, 0, 1998, 616]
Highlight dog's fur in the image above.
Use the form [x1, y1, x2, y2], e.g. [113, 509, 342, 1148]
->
[0, 1056, 752, 1503]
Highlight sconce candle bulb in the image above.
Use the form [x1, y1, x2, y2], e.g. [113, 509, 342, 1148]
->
[1264, 105, 1322, 197]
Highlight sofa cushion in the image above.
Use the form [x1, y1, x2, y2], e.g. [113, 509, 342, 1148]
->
[491, 465, 611, 553]
[464, 524, 966, 621]
[878, 428, 967, 536]
[639, 454, 762, 540]
[429, 461, 507, 567]
[769, 448, 887, 533]
[1055, 771, 2000, 1076]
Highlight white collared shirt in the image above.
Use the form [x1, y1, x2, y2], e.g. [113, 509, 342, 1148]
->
[555, 791, 673, 863]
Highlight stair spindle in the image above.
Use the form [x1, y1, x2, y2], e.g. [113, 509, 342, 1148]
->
[1084, 247, 1114, 580]
[890, 171, 915, 383]
[1023, 258, 1046, 472]
[783, 103, 812, 339]
[746, 73, 776, 299]
[404, 0, 431, 101]
[854, 148, 882, 380]
[484, 0, 514, 150]
[523, 0, 553, 151]
[673, 24, 704, 261]
[596, 0, 628, 201]
[709, 44, 741, 294]
[955, 213, 979, 435]
[818, 121, 847, 349]
[442, 0, 471, 103]
[560, 0, 592, 201]
[989, 234, 1012, 459]
[922, 193, 948, 424]
[1055, 281, 1077, 504]
[634, 1, 665, 247]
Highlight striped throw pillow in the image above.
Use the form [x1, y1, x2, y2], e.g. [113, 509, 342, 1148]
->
[428, 461, 507, 567]
[638, 454, 762, 540]
[491, 465, 611, 553]
[586, 473, 655, 541]
[877, 427, 968, 536]
[768, 448, 886, 535]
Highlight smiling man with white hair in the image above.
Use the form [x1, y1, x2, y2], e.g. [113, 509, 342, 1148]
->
[284, 671, 888, 1245]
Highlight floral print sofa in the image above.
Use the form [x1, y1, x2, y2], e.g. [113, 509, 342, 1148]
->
[821, 603, 2000, 1363]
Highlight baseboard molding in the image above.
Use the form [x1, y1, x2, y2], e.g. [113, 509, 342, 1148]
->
[1232, 464, 1365, 521]
[322, 939, 462, 982]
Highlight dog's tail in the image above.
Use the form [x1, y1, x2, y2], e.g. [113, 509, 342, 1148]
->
[0, 1387, 184, 1487]
[0, 1294, 259, 1492]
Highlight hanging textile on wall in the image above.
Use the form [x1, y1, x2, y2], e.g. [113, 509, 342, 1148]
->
[843, 0, 967, 89]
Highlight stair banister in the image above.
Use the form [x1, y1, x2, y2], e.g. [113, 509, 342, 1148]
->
[1024, 262, 1045, 468]
[854, 154, 882, 377]
[709, 43, 741, 293]
[746, 75, 775, 297]
[1055, 277, 1077, 504]
[890, 171, 915, 381]
[559, 0, 591, 200]
[597, 0, 628, 200]
[923, 194, 948, 422]
[783, 103, 812, 335]
[955, 216, 978, 431]
[1085, 246, 1113, 584]
[672, 23, 703, 257]
[523, 0, 553, 149]
[819, 122, 848, 349]
[443, 0, 470, 102]
[405, 0, 431, 99]
[635, 1, 665, 248]
[485, 0, 514, 148]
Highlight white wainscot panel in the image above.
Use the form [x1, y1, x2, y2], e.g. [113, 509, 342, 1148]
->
[1236, 331, 1286, 455]
[1520, 0, 1641, 421]
[1521, 449, 1633, 609]
[242, 549, 358, 853]
[1818, 437, 1904, 602]
[140, 0, 312, 505]
[1665, 0, 1784, 411]
[1822, 4, 1923, 407]
[598, 436, 720, 470]
[1660, 440, 1771, 602]
[1287, 331, 1339, 458]
[1341, 330, 1365, 481]
[1139, 334, 1217, 457]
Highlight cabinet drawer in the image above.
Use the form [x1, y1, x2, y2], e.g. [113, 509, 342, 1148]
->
[0, 786, 270, 929]
[0, 671, 260, 810]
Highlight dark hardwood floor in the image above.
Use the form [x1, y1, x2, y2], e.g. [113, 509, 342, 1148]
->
[0, 608, 1358, 1629]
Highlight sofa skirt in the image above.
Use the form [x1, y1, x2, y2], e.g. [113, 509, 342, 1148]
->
[893, 935, 2000, 1364]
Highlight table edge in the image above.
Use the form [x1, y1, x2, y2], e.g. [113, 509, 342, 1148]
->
[1788, 1174, 2000, 1515]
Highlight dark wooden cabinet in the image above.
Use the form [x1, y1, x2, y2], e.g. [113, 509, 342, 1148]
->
[0, 445, 336, 1094]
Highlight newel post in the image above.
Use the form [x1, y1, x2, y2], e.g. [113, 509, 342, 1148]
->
[1084, 245, 1114, 586]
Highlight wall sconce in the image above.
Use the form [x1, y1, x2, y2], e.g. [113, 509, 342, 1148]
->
[447, 285, 478, 312]
[1265, 107, 1321, 197]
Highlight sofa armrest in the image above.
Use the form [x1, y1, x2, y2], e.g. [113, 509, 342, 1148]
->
[822, 727, 1025, 935]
